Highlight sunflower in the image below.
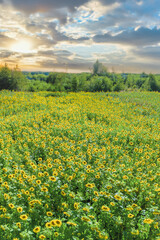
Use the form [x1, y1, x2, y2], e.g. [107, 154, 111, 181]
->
[33, 226, 40, 233]
[114, 195, 122, 201]
[101, 206, 110, 212]
[20, 214, 28, 220]
[45, 222, 52, 228]
[143, 219, 154, 224]
[39, 235, 46, 239]
[17, 207, 23, 213]
[49, 176, 56, 182]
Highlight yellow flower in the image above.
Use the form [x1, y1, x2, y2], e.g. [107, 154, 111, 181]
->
[8, 203, 14, 209]
[123, 175, 128, 179]
[81, 216, 90, 222]
[101, 206, 110, 212]
[47, 212, 53, 216]
[45, 222, 52, 228]
[85, 183, 95, 188]
[33, 226, 40, 233]
[131, 229, 139, 235]
[16, 222, 21, 229]
[83, 207, 89, 212]
[114, 195, 122, 201]
[20, 215, 28, 220]
[67, 221, 77, 226]
[51, 219, 62, 227]
[74, 202, 79, 210]
[54, 232, 59, 237]
[49, 176, 56, 182]
[39, 235, 46, 239]
[94, 191, 99, 196]
[1, 225, 5, 231]
[143, 218, 154, 224]
[36, 180, 41, 184]
[110, 202, 115, 206]
[61, 191, 66, 196]
[128, 214, 134, 218]
[17, 207, 23, 213]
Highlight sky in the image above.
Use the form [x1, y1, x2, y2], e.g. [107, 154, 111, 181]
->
[0, 0, 160, 73]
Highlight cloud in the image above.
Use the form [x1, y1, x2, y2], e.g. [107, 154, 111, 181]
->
[38, 57, 93, 71]
[100, 0, 127, 5]
[0, 50, 14, 58]
[47, 22, 90, 43]
[10, 0, 90, 13]
[38, 49, 73, 57]
[132, 46, 160, 60]
[0, 33, 16, 47]
[93, 27, 160, 46]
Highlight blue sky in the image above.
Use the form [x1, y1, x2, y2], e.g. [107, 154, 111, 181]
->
[0, 0, 160, 73]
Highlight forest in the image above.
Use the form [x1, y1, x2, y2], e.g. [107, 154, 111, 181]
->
[0, 60, 160, 92]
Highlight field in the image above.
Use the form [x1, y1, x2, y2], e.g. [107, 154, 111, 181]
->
[0, 90, 160, 240]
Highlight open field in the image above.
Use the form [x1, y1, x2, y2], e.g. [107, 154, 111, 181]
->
[0, 91, 160, 240]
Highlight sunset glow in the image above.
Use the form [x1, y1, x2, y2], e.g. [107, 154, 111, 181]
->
[0, 0, 160, 73]
[10, 40, 32, 53]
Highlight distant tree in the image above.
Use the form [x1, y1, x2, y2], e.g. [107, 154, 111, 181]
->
[72, 75, 79, 92]
[93, 60, 108, 76]
[113, 80, 125, 92]
[0, 63, 12, 90]
[147, 74, 159, 91]
[89, 76, 112, 92]
[11, 65, 27, 91]
[46, 72, 57, 84]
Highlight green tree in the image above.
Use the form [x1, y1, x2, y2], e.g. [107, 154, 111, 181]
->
[46, 72, 57, 84]
[147, 74, 159, 91]
[0, 63, 12, 90]
[72, 75, 79, 92]
[93, 60, 108, 76]
[11, 65, 27, 91]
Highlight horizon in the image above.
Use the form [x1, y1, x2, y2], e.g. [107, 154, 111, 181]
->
[0, 0, 160, 73]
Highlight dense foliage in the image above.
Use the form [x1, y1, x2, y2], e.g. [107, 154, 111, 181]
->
[0, 62, 160, 92]
[0, 91, 160, 240]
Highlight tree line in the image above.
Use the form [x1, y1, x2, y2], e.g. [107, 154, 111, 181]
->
[0, 61, 160, 92]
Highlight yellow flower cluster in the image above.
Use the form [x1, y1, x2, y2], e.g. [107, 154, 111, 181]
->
[0, 91, 159, 240]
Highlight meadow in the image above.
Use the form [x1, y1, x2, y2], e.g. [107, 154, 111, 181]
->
[0, 90, 159, 240]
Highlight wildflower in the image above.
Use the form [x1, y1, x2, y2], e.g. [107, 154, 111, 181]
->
[51, 219, 62, 227]
[47, 212, 53, 216]
[114, 195, 122, 201]
[61, 191, 66, 196]
[45, 222, 52, 228]
[33, 226, 40, 233]
[101, 206, 110, 211]
[20, 215, 28, 220]
[74, 202, 79, 210]
[49, 176, 56, 182]
[123, 175, 128, 179]
[67, 221, 77, 226]
[128, 214, 134, 218]
[36, 180, 41, 184]
[81, 216, 90, 222]
[54, 232, 59, 237]
[39, 235, 46, 239]
[85, 183, 95, 188]
[16, 222, 21, 229]
[8, 203, 14, 209]
[143, 218, 154, 224]
[17, 207, 23, 213]
[110, 202, 115, 206]
[131, 229, 139, 235]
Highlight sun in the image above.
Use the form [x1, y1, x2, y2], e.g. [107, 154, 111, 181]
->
[10, 40, 32, 53]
